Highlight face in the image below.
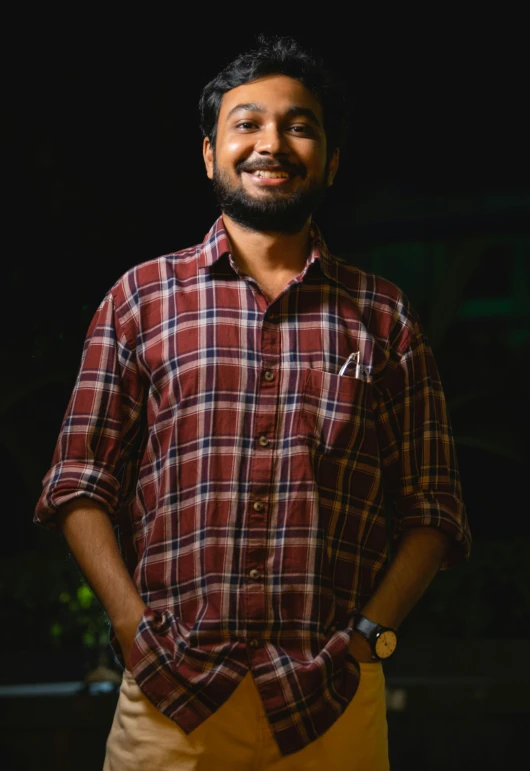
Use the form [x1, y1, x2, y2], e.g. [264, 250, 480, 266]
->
[203, 74, 339, 233]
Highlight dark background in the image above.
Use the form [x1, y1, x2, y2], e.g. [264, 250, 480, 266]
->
[2, 12, 529, 770]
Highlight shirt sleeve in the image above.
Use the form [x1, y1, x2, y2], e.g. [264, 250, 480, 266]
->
[34, 289, 145, 530]
[376, 318, 471, 568]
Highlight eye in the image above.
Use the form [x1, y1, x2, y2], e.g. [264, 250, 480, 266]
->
[235, 121, 258, 131]
[288, 124, 315, 136]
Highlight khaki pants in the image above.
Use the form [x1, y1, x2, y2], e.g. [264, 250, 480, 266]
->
[104, 664, 389, 770]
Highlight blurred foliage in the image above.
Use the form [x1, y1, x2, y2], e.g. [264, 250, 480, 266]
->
[0, 541, 109, 651]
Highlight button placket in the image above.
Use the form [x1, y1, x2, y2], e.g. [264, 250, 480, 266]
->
[243, 311, 281, 630]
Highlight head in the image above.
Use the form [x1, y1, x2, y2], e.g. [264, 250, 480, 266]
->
[200, 36, 349, 234]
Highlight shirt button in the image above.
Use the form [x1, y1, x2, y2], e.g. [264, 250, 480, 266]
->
[264, 370, 274, 382]
[248, 638, 260, 649]
[253, 501, 265, 512]
[258, 435, 269, 447]
[249, 569, 260, 579]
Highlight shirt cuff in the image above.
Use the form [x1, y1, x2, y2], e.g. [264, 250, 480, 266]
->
[392, 491, 471, 568]
[34, 461, 122, 531]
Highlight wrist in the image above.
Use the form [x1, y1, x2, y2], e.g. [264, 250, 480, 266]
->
[112, 598, 147, 635]
[354, 614, 398, 660]
[349, 629, 375, 663]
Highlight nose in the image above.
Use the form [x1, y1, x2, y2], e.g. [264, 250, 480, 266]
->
[255, 123, 289, 156]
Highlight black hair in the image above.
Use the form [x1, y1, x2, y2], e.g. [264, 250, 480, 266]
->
[199, 35, 350, 157]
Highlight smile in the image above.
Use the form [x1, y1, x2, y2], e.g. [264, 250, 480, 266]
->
[251, 170, 290, 179]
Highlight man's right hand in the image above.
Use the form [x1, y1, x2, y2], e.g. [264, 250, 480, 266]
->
[114, 603, 148, 671]
[57, 499, 148, 672]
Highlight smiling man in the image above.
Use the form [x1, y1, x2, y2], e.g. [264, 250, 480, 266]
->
[35, 36, 471, 770]
[205, 74, 337, 236]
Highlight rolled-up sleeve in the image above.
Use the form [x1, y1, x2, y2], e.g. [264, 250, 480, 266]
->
[376, 318, 471, 568]
[34, 289, 145, 530]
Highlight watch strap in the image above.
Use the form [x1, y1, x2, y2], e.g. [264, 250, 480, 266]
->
[354, 614, 382, 641]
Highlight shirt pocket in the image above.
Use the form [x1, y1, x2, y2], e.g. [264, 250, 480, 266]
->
[296, 368, 370, 455]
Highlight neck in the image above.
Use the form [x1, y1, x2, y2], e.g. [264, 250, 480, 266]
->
[221, 214, 312, 281]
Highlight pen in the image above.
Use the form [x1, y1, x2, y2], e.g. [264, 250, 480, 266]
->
[338, 351, 359, 376]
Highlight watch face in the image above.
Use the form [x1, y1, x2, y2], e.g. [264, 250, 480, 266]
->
[374, 629, 397, 659]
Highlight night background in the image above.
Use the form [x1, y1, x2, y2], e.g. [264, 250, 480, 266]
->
[2, 12, 529, 770]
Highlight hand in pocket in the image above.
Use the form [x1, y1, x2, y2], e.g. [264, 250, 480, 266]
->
[114, 602, 149, 671]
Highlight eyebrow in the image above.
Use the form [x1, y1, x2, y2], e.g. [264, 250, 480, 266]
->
[225, 103, 323, 128]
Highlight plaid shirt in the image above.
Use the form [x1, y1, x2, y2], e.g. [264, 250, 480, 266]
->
[35, 217, 470, 756]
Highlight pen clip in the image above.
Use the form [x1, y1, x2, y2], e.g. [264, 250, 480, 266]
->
[356, 363, 369, 381]
[338, 351, 359, 376]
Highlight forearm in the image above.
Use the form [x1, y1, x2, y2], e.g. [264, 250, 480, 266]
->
[58, 498, 146, 635]
[349, 526, 450, 661]
[362, 526, 450, 629]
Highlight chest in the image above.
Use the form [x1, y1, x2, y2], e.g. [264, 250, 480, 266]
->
[136, 279, 376, 402]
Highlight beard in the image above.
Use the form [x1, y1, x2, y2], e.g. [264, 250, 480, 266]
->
[212, 159, 330, 235]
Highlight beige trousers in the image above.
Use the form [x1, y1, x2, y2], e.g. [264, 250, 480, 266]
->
[103, 663, 389, 770]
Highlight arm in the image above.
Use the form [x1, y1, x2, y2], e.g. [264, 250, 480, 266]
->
[35, 289, 146, 533]
[35, 289, 147, 666]
[349, 526, 450, 661]
[375, 317, 471, 569]
[350, 309, 471, 661]
[58, 497, 147, 669]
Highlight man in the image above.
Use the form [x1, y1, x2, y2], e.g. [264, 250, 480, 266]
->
[35, 36, 471, 770]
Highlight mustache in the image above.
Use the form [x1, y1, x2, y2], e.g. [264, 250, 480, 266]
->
[237, 159, 306, 177]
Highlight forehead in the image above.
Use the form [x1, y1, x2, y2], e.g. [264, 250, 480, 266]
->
[218, 74, 324, 124]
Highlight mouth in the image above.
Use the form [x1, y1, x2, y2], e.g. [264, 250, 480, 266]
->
[251, 169, 290, 179]
[239, 165, 297, 188]
[238, 159, 305, 183]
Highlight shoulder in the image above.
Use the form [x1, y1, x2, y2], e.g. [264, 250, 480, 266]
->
[109, 241, 202, 323]
[112, 242, 201, 306]
[96, 239, 203, 347]
[326, 256, 418, 355]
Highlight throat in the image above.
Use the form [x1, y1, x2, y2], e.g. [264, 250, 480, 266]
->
[249, 268, 302, 303]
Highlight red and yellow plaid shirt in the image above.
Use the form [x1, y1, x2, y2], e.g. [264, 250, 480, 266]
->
[36, 217, 470, 756]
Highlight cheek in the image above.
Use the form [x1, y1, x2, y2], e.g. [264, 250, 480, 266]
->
[226, 139, 243, 153]
[300, 149, 327, 176]
[220, 137, 253, 162]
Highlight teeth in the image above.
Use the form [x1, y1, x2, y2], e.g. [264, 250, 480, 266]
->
[253, 170, 289, 178]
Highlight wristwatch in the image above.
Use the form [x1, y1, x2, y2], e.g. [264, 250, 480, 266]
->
[354, 615, 398, 660]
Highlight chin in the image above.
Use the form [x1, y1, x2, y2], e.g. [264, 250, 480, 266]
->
[213, 168, 327, 235]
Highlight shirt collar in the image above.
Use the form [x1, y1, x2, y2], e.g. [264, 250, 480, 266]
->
[198, 217, 233, 269]
[198, 216, 336, 280]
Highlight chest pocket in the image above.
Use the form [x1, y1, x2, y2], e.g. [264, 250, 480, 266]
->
[296, 368, 370, 455]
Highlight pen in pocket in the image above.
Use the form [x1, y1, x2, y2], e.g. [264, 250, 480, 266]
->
[338, 351, 359, 376]
[339, 352, 372, 381]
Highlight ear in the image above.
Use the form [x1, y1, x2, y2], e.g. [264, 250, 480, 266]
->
[326, 148, 340, 187]
[203, 137, 214, 180]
